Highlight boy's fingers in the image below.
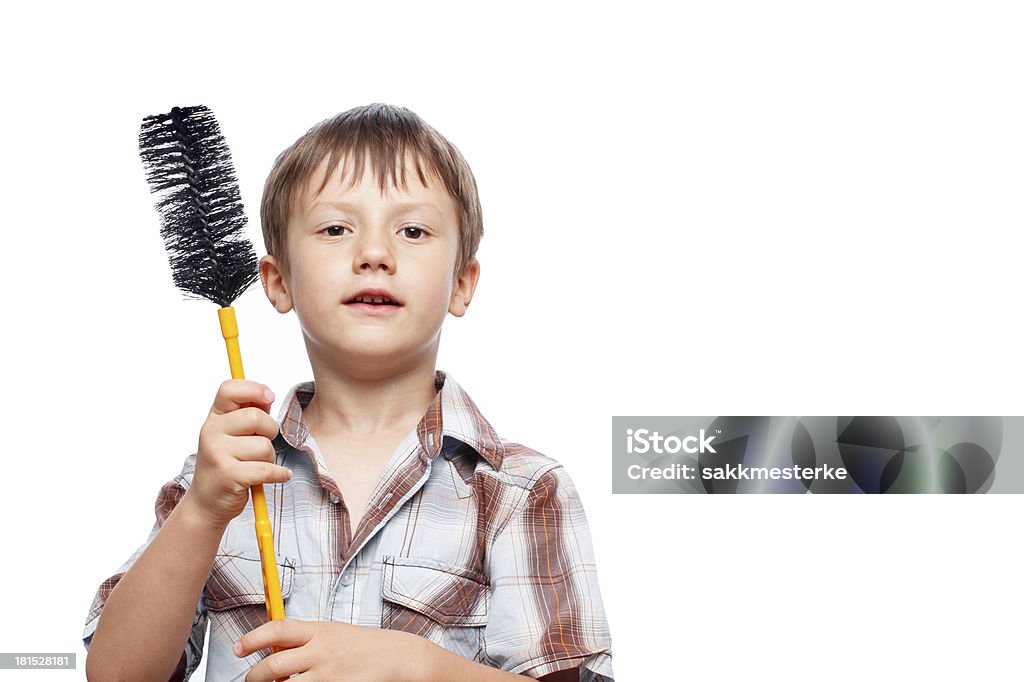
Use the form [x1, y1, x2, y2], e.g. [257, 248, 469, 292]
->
[220, 407, 281, 440]
[244, 646, 308, 682]
[210, 379, 276, 416]
[233, 462, 293, 486]
[236, 618, 314, 657]
[226, 435, 279, 462]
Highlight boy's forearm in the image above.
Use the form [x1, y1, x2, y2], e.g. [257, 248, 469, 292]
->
[86, 491, 225, 682]
[414, 638, 541, 682]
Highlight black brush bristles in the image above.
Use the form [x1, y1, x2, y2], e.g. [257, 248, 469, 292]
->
[139, 105, 259, 308]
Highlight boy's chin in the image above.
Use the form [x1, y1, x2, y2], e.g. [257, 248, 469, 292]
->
[322, 339, 435, 364]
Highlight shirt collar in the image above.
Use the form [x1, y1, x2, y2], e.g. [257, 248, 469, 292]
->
[275, 369, 505, 471]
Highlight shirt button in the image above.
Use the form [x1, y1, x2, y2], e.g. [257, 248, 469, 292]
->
[329, 493, 340, 504]
[340, 571, 354, 586]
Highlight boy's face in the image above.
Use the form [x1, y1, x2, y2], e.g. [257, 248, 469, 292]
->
[260, 152, 479, 375]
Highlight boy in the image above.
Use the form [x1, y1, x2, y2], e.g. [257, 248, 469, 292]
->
[83, 103, 614, 681]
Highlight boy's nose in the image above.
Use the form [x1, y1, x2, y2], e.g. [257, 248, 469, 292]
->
[354, 232, 395, 272]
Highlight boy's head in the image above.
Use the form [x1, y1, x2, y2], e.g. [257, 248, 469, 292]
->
[258, 103, 483, 370]
[260, 103, 483, 287]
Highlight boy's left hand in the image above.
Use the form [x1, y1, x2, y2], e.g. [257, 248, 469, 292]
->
[235, 618, 425, 682]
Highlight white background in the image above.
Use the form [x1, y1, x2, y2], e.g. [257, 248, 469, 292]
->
[1, 1, 1022, 680]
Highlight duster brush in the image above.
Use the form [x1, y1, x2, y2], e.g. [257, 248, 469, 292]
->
[138, 104, 286, 632]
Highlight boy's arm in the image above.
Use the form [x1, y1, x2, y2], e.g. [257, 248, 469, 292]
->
[409, 463, 608, 681]
[418, 639, 578, 681]
[85, 379, 286, 681]
[234, 617, 579, 681]
[481, 464, 615, 680]
[85, 487, 225, 682]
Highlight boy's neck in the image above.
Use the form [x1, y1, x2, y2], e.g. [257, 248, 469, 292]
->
[302, 363, 439, 440]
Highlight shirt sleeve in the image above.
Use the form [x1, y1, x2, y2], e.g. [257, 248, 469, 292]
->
[82, 453, 208, 682]
[483, 464, 615, 681]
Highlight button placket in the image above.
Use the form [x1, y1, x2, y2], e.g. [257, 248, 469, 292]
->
[329, 563, 359, 622]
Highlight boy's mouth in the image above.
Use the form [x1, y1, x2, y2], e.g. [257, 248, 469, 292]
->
[344, 288, 403, 308]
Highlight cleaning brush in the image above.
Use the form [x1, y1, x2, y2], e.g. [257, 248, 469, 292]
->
[138, 104, 286, 633]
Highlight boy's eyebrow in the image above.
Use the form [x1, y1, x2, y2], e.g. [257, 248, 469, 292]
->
[309, 200, 444, 218]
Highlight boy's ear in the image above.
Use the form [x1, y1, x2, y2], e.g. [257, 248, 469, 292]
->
[260, 255, 293, 314]
[448, 257, 481, 317]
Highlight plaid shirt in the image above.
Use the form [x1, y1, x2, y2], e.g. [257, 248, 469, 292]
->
[83, 370, 614, 681]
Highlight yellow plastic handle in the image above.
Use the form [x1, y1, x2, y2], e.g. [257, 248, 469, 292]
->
[218, 307, 286, 632]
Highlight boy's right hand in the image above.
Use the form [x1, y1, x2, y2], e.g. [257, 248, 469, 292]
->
[182, 380, 291, 529]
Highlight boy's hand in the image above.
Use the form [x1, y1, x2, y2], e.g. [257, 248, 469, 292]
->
[182, 379, 289, 529]
[234, 619, 423, 682]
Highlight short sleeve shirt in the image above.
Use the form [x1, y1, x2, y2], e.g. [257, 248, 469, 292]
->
[82, 370, 615, 681]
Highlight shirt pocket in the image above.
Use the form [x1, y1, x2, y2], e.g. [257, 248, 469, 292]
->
[204, 550, 297, 645]
[380, 554, 489, 662]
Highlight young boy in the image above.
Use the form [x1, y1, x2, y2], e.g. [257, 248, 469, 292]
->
[83, 103, 614, 681]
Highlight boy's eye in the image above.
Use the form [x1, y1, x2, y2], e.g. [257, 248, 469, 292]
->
[402, 226, 426, 239]
[321, 225, 349, 237]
